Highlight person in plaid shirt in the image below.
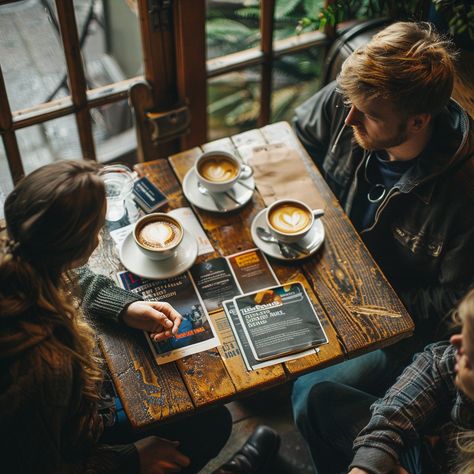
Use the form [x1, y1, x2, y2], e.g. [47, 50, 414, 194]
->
[305, 288, 474, 474]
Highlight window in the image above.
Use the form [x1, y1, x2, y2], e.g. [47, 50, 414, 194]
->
[1, 0, 332, 194]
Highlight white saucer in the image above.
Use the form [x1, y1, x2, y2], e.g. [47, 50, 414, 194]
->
[183, 168, 255, 213]
[250, 208, 325, 261]
[119, 230, 198, 279]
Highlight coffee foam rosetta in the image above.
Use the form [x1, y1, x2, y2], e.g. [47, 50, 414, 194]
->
[200, 157, 238, 182]
[269, 204, 311, 233]
[138, 221, 180, 249]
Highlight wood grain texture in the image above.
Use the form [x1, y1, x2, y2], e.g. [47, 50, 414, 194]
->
[169, 134, 345, 378]
[134, 157, 238, 408]
[209, 311, 286, 392]
[88, 226, 193, 429]
[259, 122, 414, 354]
[94, 122, 413, 428]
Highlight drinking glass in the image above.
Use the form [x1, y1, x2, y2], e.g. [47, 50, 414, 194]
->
[100, 164, 134, 221]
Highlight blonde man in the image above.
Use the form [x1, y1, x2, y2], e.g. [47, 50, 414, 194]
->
[292, 22, 474, 471]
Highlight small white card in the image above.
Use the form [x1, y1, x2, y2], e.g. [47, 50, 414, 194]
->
[168, 207, 214, 256]
[109, 223, 134, 248]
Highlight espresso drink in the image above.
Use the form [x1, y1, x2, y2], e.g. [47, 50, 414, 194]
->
[268, 202, 312, 234]
[198, 156, 239, 182]
[137, 219, 182, 250]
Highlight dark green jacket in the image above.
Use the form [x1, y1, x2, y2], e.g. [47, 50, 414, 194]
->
[294, 81, 474, 338]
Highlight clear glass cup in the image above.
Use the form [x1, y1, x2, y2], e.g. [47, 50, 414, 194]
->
[100, 164, 134, 221]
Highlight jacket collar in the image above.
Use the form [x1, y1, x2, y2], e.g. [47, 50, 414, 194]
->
[394, 99, 471, 204]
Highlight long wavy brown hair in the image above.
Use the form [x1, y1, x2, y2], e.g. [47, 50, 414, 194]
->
[0, 160, 106, 409]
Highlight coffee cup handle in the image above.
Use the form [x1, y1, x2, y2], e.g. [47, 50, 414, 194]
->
[312, 209, 325, 219]
[239, 164, 253, 180]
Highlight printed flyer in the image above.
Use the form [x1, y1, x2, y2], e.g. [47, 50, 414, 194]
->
[118, 271, 218, 364]
[233, 282, 328, 361]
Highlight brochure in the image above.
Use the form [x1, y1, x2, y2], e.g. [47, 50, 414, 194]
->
[222, 300, 315, 370]
[190, 257, 241, 314]
[226, 248, 278, 294]
[116, 248, 281, 364]
[118, 271, 219, 364]
[233, 282, 328, 361]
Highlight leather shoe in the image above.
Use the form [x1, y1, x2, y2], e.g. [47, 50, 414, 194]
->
[211, 425, 280, 473]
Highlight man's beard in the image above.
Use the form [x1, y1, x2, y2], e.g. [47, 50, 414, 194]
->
[352, 124, 408, 151]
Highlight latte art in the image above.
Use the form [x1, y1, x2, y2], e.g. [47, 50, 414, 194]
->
[198, 157, 239, 182]
[138, 220, 182, 249]
[269, 203, 312, 234]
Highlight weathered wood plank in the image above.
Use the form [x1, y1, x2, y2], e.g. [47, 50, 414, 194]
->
[176, 348, 237, 407]
[170, 131, 344, 381]
[87, 210, 194, 428]
[134, 158, 239, 407]
[97, 327, 194, 430]
[208, 310, 286, 392]
[259, 122, 414, 354]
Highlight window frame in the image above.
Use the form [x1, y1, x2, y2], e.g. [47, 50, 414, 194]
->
[0, 0, 332, 184]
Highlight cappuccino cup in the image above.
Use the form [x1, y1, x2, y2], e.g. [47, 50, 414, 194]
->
[133, 213, 183, 261]
[195, 150, 253, 193]
[266, 199, 317, 243]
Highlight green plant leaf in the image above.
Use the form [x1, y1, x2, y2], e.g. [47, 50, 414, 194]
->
[235, 7, 260, 20]
[275, 0, 301, 20]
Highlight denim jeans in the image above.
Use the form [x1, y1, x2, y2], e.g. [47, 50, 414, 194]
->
[305, 381, 424, 474]
[291, 341, 424, 473]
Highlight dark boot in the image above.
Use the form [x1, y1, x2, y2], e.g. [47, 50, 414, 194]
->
[211, 425, 280, 473]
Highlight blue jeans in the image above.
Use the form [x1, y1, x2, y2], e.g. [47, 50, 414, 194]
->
[304, 381, 424, 474]
[293, 349, 407, 441]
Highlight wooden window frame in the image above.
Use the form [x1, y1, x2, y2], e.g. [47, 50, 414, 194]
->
[0, 0, 331, 184]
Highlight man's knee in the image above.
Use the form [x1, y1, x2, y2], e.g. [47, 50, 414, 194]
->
[307, 381, 343, 427]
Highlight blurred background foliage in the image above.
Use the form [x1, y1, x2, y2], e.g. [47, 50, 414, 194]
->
[206, 0, 324, 140]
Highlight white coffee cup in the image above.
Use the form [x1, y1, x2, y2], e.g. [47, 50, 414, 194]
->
[266, 199, 321, 244]
[195, 150, 253, 193]
[133, 213, 184, 261]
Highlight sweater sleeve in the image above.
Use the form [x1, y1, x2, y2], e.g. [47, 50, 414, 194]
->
[349, 342, 456, 474]
[74, 266, 141, 323]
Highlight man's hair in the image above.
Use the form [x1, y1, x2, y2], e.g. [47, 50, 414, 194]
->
[338, 22, 457, 117]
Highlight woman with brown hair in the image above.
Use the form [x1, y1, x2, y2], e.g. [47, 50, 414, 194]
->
[0, 160, 231, 473]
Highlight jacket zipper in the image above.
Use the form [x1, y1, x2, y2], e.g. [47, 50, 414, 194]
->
[361, 188, 401, 235]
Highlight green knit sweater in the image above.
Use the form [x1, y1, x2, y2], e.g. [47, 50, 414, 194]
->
[0, 266, 142, 473]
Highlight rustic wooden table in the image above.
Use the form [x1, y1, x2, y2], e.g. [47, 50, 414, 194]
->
[89, 121, 414, 431]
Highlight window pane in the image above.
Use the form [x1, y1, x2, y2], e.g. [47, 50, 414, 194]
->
[92, 100, 137, 163]
[0, 0, 69, 111]
[82, 0, 143, 84]
[15, 116, 82, 178]
[271, 47, 322, 123]
[208, 67, 261, 140]
[206, 0, 261, 60]
[273, 0, 324, 41]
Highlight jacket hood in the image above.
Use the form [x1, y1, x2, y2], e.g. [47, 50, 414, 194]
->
[396, 99, 474, 203]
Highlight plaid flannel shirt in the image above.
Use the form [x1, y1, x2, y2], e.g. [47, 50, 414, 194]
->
[350, 341, 474, 474]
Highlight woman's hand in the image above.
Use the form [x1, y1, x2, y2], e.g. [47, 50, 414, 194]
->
[122, 301, 182, 341]
[135, 436, 190, 474]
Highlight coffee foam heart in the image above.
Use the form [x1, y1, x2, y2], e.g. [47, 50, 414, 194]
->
[269, 204, 311, 234]
[199, 157, 238, 182]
